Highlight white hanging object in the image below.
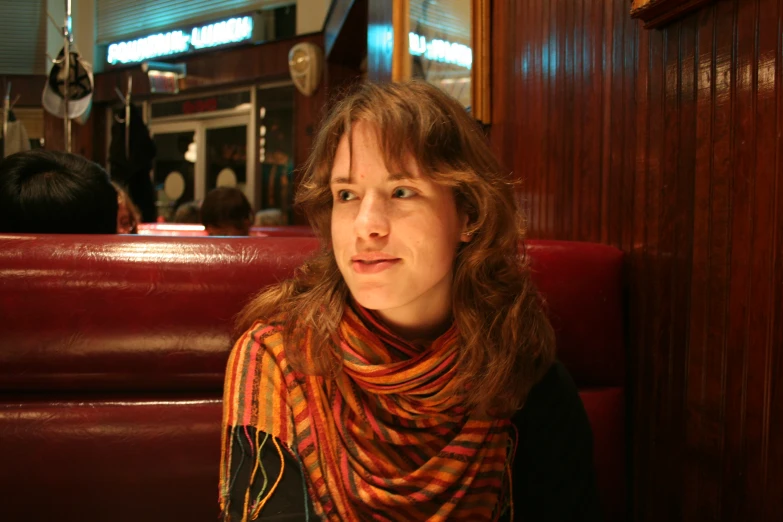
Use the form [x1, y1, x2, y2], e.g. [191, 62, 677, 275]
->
[164, 171, 186, 200]
[216, 168, 237, 188]
[288, 43, 323, 97]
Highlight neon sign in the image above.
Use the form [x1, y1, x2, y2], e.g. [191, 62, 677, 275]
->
[107, 16, 254, 65]
[409, 32, 472, 69]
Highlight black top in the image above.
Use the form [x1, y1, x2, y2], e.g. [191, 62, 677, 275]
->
[224, 362, 603, 521]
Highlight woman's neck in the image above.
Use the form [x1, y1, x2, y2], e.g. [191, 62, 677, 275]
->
[374, 303, 454, 343]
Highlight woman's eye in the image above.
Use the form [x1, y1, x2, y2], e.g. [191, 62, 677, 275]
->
[336, 190, 357, 202]
[392, 187, 416, 198]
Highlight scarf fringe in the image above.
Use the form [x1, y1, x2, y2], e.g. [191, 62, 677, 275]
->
[220, 427, 288, 522]
[248, 436, 286, 519]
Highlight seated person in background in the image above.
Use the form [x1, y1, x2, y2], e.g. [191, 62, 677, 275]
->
[201, 187, 252, 236]
[173, 201, 201, 224]
[0, 150, 117, 234]
[112, 182, 141, 234]
[220, 81, 602, 521]
[254, 208, 283, 227]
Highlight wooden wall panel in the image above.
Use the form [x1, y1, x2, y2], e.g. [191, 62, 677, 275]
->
[490, 0, 783, 520]
[43, 113, 93, 159]
[1, 75, 47, 108]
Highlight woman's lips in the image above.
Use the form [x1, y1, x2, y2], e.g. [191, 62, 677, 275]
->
[351, 259, 401, 274]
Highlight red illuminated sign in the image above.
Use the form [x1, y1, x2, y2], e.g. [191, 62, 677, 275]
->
[182, 98, 218, 114]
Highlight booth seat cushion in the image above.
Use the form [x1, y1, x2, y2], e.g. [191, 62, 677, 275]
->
[527, 241, 625, 387]
[0, 395, 222, 521]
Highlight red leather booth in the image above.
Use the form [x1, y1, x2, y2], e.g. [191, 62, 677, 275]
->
[0, 234, 625, 521]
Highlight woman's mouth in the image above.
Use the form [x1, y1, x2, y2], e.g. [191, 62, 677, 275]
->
[351, 258, 401, 274]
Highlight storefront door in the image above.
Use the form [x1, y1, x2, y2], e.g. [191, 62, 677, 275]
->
[150, 114, 251, 222]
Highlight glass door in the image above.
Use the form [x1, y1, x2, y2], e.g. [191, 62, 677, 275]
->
[149, 121, 198, 222]
[257, 85, 295, 225]
[150, 114, 251, 222]
[203, 115, 251, 201]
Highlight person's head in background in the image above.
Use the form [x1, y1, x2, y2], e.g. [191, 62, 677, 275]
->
[201, 187, 252, 236]
[254, 208, 283, 227]
[111, 182, 141, 234]
[0, 150, 117, 234]
[173, 201, 201, 224]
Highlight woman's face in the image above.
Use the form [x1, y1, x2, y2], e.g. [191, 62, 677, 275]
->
[117, 200, 135, 234]
[330, 122, 470, 338]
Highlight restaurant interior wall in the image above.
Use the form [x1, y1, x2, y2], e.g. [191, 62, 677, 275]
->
[487, 0, 783, 520]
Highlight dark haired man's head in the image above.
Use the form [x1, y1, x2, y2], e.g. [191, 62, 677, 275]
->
[0, 150, 118, 234]
[201, 187, 252, 236]
[173, 201, 201, 224]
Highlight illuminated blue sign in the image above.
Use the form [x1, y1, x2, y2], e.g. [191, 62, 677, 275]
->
[107, 16, 254, 65]
[409, 32, 472, 69]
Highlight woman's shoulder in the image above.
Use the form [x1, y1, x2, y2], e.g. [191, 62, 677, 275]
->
[226, 317, 293, 382]
[509, 361, 602, 520]
[223, 317, 303, 449]
[232, 318, 283, 353]
[512, 360, 591, 434]
[531, 361, 580, 401]
[234, 308, 302, 349]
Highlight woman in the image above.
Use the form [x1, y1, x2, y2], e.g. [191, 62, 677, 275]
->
[220, 81, 602, 521]
[112, 182, 141, 234]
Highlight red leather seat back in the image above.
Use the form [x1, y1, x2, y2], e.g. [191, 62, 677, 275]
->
[0, 236, 319, 391]
[0, 235, 625, 522]
[527, 240, 626, 522]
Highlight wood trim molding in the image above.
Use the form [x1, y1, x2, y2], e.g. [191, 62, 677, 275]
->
[471, 0, 491, 124]
[391, 0, 410, 82]
[630, 0, 715, 29]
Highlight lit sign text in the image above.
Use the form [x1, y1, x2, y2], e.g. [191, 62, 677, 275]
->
[409, 32, 472, 69]
[107, 16, 254, 65]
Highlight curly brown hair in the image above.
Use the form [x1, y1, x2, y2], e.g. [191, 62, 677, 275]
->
[236, 81, 555, 416]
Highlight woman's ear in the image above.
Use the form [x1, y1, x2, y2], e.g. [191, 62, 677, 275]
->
[459, 213, 473, 243]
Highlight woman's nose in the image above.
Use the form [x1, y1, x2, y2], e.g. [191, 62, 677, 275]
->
[354, 193, 390, 239]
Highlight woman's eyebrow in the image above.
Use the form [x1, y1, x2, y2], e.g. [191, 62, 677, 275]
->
[330, 172, 416, 184]
[387, 172, 415, 182]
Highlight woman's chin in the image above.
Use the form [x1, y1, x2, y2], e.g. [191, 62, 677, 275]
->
[349, 288, 401, 312]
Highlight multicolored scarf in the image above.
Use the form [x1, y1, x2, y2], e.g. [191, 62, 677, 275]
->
[220, 302, 514, 521]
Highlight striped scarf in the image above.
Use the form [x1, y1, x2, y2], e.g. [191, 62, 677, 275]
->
[220, 302, 514, 521]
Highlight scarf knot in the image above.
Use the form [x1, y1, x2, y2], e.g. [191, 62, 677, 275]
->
[339, 303, 466, 417]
